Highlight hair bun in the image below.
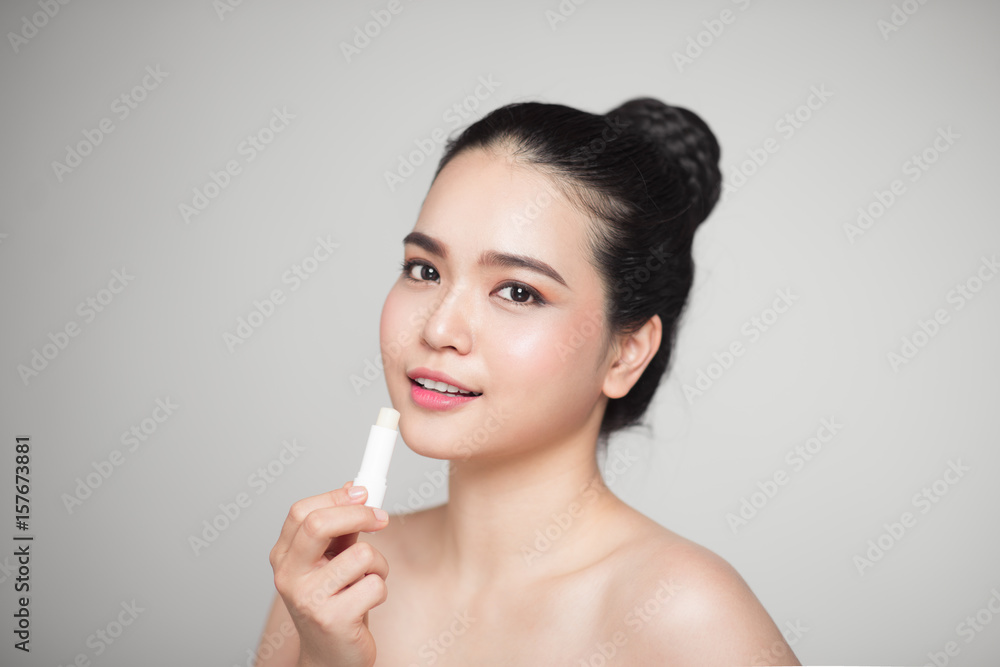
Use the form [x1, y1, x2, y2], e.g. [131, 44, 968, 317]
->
[606, 97, 722, 218]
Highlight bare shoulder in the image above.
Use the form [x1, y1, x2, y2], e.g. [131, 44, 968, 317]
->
[603, 509, 799, 666]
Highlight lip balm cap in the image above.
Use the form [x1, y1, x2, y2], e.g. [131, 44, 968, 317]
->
[376, 407, 400, 431]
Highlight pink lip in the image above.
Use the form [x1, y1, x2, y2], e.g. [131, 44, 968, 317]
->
[407, 366, 482, 411]
[410, 379, 481, 410]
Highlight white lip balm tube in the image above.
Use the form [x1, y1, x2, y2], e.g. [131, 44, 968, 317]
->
[352, 407, 400, 509]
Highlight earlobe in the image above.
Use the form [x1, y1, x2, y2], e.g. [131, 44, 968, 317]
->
[602, 315, 663, 399]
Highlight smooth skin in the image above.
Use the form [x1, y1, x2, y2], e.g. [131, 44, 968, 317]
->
[258, 147, 801, 666]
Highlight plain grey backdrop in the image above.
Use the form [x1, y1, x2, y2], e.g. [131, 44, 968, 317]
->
[2, 1, 998, 665]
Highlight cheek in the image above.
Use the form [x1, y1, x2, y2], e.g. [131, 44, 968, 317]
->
[379, 286, 415, 377]
[491, 309, 606, 393]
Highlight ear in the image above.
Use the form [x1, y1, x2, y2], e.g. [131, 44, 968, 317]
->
[602, 314, 662, 400]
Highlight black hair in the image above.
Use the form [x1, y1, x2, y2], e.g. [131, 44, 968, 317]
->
[430, 97, 722, 449]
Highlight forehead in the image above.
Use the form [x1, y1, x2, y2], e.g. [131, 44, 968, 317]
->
[412, 149, 593, 277]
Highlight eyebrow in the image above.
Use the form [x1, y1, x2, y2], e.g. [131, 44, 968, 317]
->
[402, 231, 569, 289]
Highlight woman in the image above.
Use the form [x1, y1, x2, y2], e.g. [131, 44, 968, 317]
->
[258, 97, 801, 666]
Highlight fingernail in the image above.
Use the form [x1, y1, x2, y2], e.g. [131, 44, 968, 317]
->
[373, 508, 388, 522]
[348, 486, 366, 499]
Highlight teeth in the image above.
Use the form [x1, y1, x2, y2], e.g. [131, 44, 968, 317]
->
[414, 377, 481, 396]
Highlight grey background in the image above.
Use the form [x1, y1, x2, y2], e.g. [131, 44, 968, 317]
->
[1, 1, 998, 665]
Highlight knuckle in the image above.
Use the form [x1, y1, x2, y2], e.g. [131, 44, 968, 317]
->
[301, 511, 326, 538]
[288, 500, 310, 524]
[350, 540, 376, 565]
[272, 570, 290, 595]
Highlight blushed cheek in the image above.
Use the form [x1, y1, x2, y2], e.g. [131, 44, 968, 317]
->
[379, 288, 410, 381]
[496, 319, 602, 392]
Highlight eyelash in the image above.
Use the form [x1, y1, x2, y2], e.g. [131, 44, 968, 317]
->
[399, 259, 546, 307]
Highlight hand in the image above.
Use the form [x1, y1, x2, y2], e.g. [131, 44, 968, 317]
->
[269, 482, 390, 667]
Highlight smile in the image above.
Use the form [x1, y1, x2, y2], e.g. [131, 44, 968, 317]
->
[412, 377, 482, 396]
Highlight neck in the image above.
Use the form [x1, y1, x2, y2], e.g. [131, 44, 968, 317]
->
[436, 419, 622, 593]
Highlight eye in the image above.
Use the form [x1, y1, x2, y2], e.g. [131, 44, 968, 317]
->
[400, 259, 438, 283]
[495, 282, 544, 307]
[398, 259, 545, 308]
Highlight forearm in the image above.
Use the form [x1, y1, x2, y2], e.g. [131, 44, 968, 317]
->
[255, 592, 300, 667]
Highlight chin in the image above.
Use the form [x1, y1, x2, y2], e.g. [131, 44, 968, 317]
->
[401, 412, 523, 465]
[398, 413, 477, 459]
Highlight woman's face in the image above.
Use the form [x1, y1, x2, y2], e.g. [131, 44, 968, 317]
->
[380, 147, 620, 461]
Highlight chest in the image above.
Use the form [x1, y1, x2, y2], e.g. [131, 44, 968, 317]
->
[370, 573, 618, 665]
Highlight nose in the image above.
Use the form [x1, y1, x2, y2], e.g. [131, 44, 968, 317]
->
[419, 282, 473, 354]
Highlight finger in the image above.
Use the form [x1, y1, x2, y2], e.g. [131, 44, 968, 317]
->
[306, 541, 390, 605]
[337, 573, 389, 622]
[284, 503, 388, 575]
[272, 484, 368, 559]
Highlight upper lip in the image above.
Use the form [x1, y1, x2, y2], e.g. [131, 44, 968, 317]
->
[407, 367, 481, 394]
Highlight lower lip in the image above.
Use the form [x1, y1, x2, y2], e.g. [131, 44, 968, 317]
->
[409, 379, 481, 410]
